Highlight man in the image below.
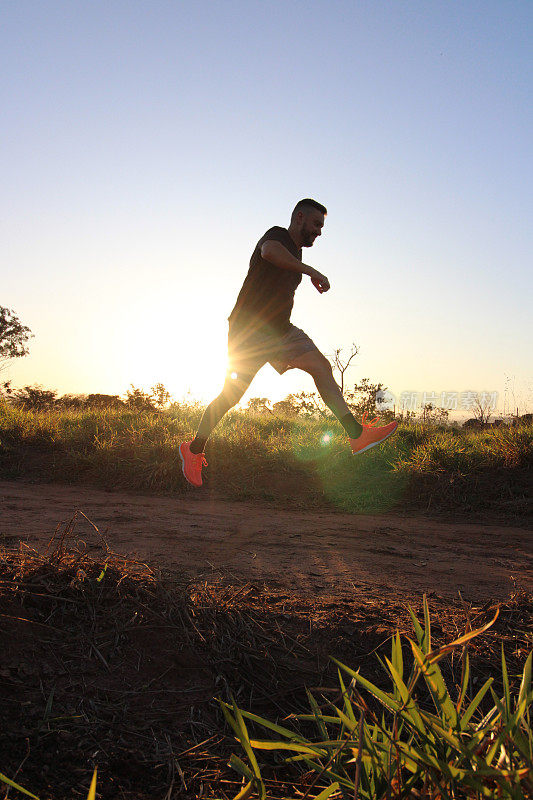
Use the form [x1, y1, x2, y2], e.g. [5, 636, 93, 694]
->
[180, 199, 398, 487]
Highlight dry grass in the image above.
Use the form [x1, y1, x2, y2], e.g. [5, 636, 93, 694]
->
[1, 511, 532, 798]
[0, 403, 531, 520]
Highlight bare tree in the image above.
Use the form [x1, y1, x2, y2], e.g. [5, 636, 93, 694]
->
[471, 394, 492, 426]
[420, 403, 449, 425]
[328, 342, 359, 394]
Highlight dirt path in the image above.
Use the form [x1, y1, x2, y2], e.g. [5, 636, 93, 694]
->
[1, 480, 531, 601]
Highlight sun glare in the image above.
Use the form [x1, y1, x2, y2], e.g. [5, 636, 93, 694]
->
[104, 292, 320, 408]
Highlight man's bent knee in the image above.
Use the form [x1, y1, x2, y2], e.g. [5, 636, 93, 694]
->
[292, 350, 332, 378]
[308, 356, 334, 382]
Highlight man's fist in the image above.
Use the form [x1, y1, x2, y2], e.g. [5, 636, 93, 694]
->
[311, 271, 330, 293]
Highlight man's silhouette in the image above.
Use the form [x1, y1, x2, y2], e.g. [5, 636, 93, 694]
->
[180, 199, 397, 486]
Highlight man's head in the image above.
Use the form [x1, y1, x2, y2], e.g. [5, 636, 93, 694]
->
[290, 198, 327, 247]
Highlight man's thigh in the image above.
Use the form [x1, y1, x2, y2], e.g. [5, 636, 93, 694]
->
[287, 348, 331, 376]
[269, 325, 324, 375]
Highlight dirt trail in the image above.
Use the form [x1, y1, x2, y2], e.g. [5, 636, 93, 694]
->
[1, 480, 531, 601]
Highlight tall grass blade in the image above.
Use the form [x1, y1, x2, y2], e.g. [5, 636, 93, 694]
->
[518, 651, 532, 710]
[457, 648, 470, 714]
[384, 656, 428, 737]
[231, 780, 253, 800]
[392, 630, 403, 682]
[337, 670, 357, 725]
[220, 702, 304, 740]
[331, 658, 401, 715]
[307, 688, 330, 740]
[425, 608, 500, 664]
[460, 677, 494, 730]
[231, 698, 264, 790]
[248, 740, 327, 756]
[422, 594, 431, 654]
[313, 783, 340, 799]
[409, 639, 459, 729]
[407, 605, 425, 647]
[229, 754, 255, 781]
[86, 768, 97, 800]
[0, 774, 39, 800]
[502, 643, 511, 723]
[220, 697, 266, 799]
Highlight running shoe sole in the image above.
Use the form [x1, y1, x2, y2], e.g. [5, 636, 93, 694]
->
[179, 443, 201, 487]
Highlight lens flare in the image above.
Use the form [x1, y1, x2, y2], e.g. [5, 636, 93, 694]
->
[288, 419, 406, 513]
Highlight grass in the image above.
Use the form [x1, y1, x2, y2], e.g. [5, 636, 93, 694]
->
[0, 401, 531, 518]
[223, 597, 533, 799]
[1, 527, 531, 798]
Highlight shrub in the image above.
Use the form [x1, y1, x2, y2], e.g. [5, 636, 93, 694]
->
[222, 597, 533, 799]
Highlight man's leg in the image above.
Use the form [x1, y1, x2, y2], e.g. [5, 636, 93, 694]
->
[189, 370, 256, 454]
[180, 370, 257, 487]
[289, 350, 363, 438]
[289, 349, 399, 454]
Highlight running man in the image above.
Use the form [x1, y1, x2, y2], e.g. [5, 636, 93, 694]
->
[180, 199, 398, 487]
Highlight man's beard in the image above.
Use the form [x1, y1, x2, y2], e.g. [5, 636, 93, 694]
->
[301, 226, 314, 247]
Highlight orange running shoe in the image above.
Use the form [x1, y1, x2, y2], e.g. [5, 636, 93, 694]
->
[179, 441, 208, 487]
[349, 411, 398, 455]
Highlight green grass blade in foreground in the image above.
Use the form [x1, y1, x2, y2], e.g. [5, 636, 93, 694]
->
[383, 656, 428, 737]
[502, 643, 511, 723]
[307, 687, 330, 739]
[407, 604, 425, 649]
[487, 691, 533, 763]
[327, 701, 359, 736]
[220, 697, 266, 799]
[232, 700, 264, 785]
[459, 677, 494, 730]
[222, 601, 532, 800]
[337, 670, 357, 726]
[456, 648, 470, 714]
[485, 697, 531, 768]
[331, 658, 402, 715]
[391, 630, 403, 687]
[409, 638, 459, 729]
[424, 607, 500, 666]
[518, 651, 532, 711]
[229, 754, 255, 781]
[422, 594, 432, 655]
[0, 773, 39, 800]
[220, 701, 308, 741]
[231, 779, 254, 800]
[313, 783, 340, 800]
[248, 740, 329, 756]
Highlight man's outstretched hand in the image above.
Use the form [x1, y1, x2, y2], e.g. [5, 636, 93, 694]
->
[310, 270, 330, 294]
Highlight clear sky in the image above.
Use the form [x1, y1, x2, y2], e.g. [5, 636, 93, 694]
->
[2, 0, 532, 416]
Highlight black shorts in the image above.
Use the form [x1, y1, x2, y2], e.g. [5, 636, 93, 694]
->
[227, 323, 320, 380]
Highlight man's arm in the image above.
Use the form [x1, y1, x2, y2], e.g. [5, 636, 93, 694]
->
[260, 240, 330, 292]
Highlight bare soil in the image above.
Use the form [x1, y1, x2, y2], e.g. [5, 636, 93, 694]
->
[1, 479, 532, 799]
[1, 480, 531, 601]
